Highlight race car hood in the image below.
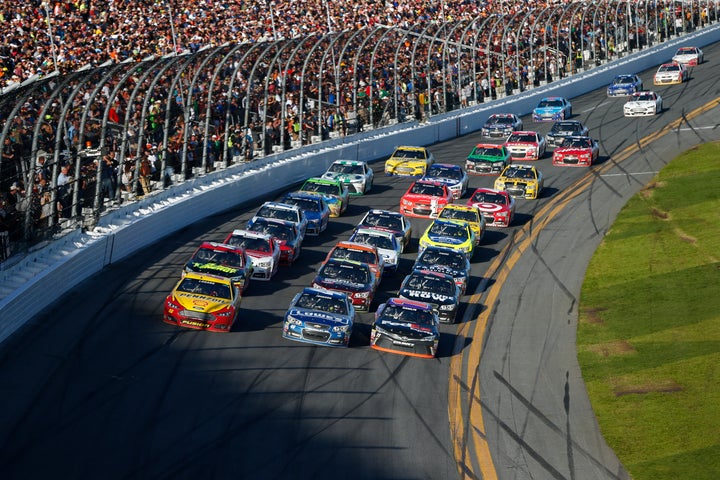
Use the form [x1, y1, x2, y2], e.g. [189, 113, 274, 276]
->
[403, 192, 445, 203]
[467, 152, 505, 162]
[472, 201, 509, 214]
[554, 147, 592, 156]
[185, 261, 247, 279]
[506, 141, 538, 148]
[174, 292, 229, 312]
[287, 308, 351, 326]
[245, 250, 273, 262]
[375, 318, 437, 338]
[534, 107, 562, 115]
[426, 232, 465, 246]
[425, 177, 461, 187]
[386, 158, 417, 168]
[399, 288, 456, 306]
[313, 277, 368, 293]
[301, 190, 340, 204]
[672, 54, 697, 62]
[419, 263, 465, 277]
[322, 172, 363, 184]
[625, 100, 654, 107]
[548, 129, 577, 137]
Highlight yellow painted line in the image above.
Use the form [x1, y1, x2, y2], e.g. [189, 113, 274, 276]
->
[449, 95, 720, 480]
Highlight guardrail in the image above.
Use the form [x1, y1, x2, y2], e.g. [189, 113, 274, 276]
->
[0, 21, 719, 345]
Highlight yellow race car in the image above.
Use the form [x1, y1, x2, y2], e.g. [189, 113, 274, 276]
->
[163, 272, 242, 332]
[419, 218, 476, 257]
[494, 164, 544, 200]
[437, 204, 485, 245]
[385, 145, 435, 176]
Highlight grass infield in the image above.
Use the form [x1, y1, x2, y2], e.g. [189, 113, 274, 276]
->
[578, 142, 720, 479]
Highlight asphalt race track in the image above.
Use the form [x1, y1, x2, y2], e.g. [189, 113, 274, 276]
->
[1, 43, 718, 480]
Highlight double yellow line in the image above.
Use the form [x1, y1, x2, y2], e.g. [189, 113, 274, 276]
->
[448, 95, 720, 480]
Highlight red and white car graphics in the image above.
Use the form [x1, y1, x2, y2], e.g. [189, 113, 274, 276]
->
[671, 46, 704, 66]
[653, 62, 689, 85]
[466, 188, 515, 227]
[552, 136, 599, 167]
[504, 131, 546, 161]
[223, 229, 281, 280]
[399, 179, 454, 218]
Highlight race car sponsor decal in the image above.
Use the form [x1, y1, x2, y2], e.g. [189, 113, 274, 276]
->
[474, 202, 503, 212]
[428, 235, 462, 244]
[402, 290, 451, 302]
[290, 309, 350, 323]
[180, 319, 209, 328]
[189, 262, 242, 275]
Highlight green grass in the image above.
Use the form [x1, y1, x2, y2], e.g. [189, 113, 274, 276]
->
[578, 142, 720, 480]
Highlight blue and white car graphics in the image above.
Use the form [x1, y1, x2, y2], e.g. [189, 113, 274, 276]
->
[606, 74, 643, 96]
[532, 97, 572, 122]
[421, 163, 468, 200]
[282, 287, 355, 347]
[280, 192, 330, 235]
[349, 227, 401, 273]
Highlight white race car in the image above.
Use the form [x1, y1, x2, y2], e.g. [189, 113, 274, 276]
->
[671, 46, 704, 66]
[623, 91, 663, 117]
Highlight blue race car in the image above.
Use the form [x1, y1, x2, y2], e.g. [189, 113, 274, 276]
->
[412, 245, 471, 295]
[606, 74, 643, 97]
[532, 97, 572, 122]
[282, 287, 356, 347]
[398, 268, 461, 323]
[421, 163, 469, 200]
[281, 191, 330, 236]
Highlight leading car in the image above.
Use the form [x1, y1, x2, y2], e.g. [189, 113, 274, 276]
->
[164, 272, 242, 332]
[671, 46, 704, 66]
[321, 159, 374, 195]
[370, 298, 440, 359]
[282, 287, 356, 347]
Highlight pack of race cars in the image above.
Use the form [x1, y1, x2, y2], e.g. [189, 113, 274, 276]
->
[163, 47, 701, 356]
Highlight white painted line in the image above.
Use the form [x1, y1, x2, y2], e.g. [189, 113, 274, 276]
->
[676, 126, 718, 131]
[601, 171, 658, 177]
[581, 101, 612, 113]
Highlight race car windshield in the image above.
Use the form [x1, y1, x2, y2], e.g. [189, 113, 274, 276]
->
[426, 166, 462, 180]
[382, 304, 435, 325]
[550, 122, 580, 133]
[406, 274, 455, 295]
[392, 149, 425, 159]
[303, 182, 338, 195]
[659, 65, 679, 72]
[487, 116, 513, 125]
[330, 247, 377, 264]
[191, 249, 244, 268]
[429, 223, 466, 238]
[418, 250, 465, 269]
[177, 278, 232, 300]
[296, 293, 348, 315]
[508, 133, 537, 143]
[471, 146, 504, 156]
[226, 235, 270, 252]
[614, 77, 635, 84]
[284, 197, 321, 212]
[257, 206, 298, 223]
[472, 191, 507, 204]
[538, 100, 563, 108]
[561, 138, 592, 148]
[634, 94, 654, 102]
[329, 163, 363, 174]
[353, 233, 394, 250]
[505, 168, 535, 179]
[411, 183, 445, 197]
[362, 213, 403, 231]
[676, 48, 695, 54]
[439, 209, 477, 223]
[250, 222, 294, 241]
[321, 263, 368, 284]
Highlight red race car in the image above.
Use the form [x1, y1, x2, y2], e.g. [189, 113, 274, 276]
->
[466, 188, 516, 227]
[504, 131, 546, 161]
[552, 136, 599, 167]
[399, 179, 454, 218]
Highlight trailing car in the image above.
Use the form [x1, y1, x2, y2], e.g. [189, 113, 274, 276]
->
[223, 229, 281, 281]
[321, 159, 374, 195]
[311, 259, 377, 312]
[466, 187, 516, 227]
[399, 179, 454, 219]
[671, 46, 704, 66]
[653, 62, 688, 85]
[356, 209, 412, 253]
[323, 241, 384, 284]
[183, 242, 253, 294]
[480, 113, 523, 138]
[349, 227, 402, 273]
[552, 136, 600, 167]
[504, 131, 546, 161]
[370, 298, 440, 358]
[413, 245, 471, 295]
[421, 163, 469, 199]
[623, 91, 663, 117]
[280, 192, 330, 236]
[532, 97, 572, 122]
[418, 218, 476, 257]
[437, 204, 485, 245]
[545, 120, 589, 149]
[163, 272, 242, 332]
[282, 287, 355, 347]
[298, 177, 350, 217]
[398, 269, 461, 323]
[246, 217, 304, 266]
[606, 74, 644, 96]
[247, 201, 308, 238]
[384, 145, 435, 176]
[493, 164, 544, 200]
[466, 143, 511, 175]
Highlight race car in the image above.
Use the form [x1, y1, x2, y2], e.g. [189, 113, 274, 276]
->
[504, 131, 546, 161]
[671, 46, 704, 66]
[223, 229, 281, 280]
[247, 201, 308, 238]
[297, 177, 349, 217]
[246, 217, 304, 265]
[418, 218, 476, 257]
[421, 163, 469, 199]
[494, 164, 544, 200]
[480, 113, 523, 138]
[398, 269, 461, 323]
[349, 227, 402, 273]
[413, 245, 471, 295]
[552, 136, 600, 167]
[311, 259, 377, 312]
[653, 62, 689, 85]
[282, 287, 355, 347]
[356, 209, 412, 253]
[323, 241, 384, 284]
[606, 74, 644, 96]
[532, 97, 572, 122]
[399, 179, 454, 218]
[384, 145, 435, 176]
[163, 272, 242, 332]
[183, 242, 253, 294]
[465, 143, 511, 175]
[321, 159, 374, 195]
[370, 298, 440, 358]
[466, 187, 516, 227]
[623, 91, 663, 117]
[280, 192, 330, 236]
[437, 204, 485, 245]
[545, 120, 589, 149]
